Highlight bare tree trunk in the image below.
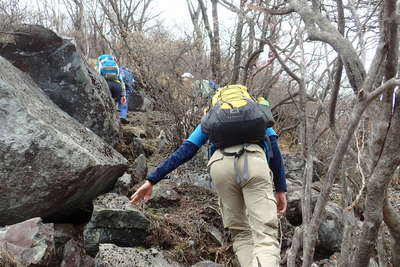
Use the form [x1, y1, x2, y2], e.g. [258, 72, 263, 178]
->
[328, 0, 344, 129]
[198, 0, 221, 83]
[230, 0, 246, 84]
[377, 224, 391, 267]
[211, 0, 221, 83]
[383, 198, 400, 266]
[351, 1, 399, 265]
[296, 30, 316, 266]
[186, 0, 203, 41]
[338, 175, 357, 266]
[63, 0, 86, 54]
[287, 227, 303, 267]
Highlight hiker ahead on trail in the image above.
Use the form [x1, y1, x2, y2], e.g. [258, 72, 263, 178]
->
[97, 54, 127, 107]
[131, 85, 287, 267]
[181, 72, 217, 101]
[119, 66, 135, 122]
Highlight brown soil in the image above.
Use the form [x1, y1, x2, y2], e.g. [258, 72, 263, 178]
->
[143, 183, 237, 266]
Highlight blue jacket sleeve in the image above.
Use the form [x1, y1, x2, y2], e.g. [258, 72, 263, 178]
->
[148, 125, 208, 185]
[147, 141, 200, 184]
[268, 135, 287, 192]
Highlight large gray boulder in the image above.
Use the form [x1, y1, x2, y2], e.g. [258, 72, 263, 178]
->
[0, 24, 120, 145]
[84, 193, 150, 257]
[0, 56, 128, 225]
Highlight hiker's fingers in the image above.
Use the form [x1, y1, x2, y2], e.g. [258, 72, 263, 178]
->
[130, 192, 143, 205]
[130, 181, 153, 205]
[130, 189, 145, 205]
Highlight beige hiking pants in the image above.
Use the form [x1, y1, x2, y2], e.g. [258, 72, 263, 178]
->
[208, 144, 280, 267]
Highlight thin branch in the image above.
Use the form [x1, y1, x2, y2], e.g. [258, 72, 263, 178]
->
[247, 4, 295, 15]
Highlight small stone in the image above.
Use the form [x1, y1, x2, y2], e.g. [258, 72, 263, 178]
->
[112, 173, 134, 197]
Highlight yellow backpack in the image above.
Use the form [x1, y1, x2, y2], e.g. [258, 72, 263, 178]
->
[201, 84, 274, 148]
[211, 84, 252, 109]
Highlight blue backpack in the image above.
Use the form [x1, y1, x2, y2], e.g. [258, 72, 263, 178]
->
[119, 66, 135, 94]
[97, 54, 120, 81]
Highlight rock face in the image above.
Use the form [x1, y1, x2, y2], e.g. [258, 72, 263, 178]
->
[286, 185, 319, 226]
[129, 91, 155, 112]
[0, 218, 57, 266]
[84, 193, 150, 256]
[284, 154, 343, 258]
[286, 186, 344, 257]
[283, 153, 324, 184]
[95, 244, 181, 267]
[0, 24, 120, 145]
[316, 203, 344, 257]
[0, 56, 128, 225]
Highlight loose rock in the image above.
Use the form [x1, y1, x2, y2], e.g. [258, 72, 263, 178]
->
[60, 239, 95, 267]
[131, 154, 148, 183]
[95, 244, 181, 267]
[149, 180, 181, 208]
[84, 193, 150, 256]
[0, 218, 57, 266]
[112, 173, 134, 197]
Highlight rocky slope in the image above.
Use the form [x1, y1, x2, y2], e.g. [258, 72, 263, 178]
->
[0, 24, 355, 267]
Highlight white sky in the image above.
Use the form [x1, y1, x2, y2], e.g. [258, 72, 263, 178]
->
[155, 0, 237, 36]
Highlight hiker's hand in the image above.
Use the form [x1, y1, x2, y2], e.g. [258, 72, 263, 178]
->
[130, 181, 153, 205]
[121, 96, 127, 105]
[275, 192, 287, 216]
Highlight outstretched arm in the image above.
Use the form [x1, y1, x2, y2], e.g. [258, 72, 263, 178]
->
[131, 125, 208, 204]
[147, 141, 200, 184]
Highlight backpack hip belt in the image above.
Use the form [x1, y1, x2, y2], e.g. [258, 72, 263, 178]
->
[221, 144, 251, 185]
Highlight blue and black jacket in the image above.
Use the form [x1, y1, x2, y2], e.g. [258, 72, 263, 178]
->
[148, 125, 287, 192]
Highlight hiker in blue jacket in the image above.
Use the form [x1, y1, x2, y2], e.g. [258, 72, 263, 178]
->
[132, 125, 286, 193]
[131, 125, 287, 267]
[131, 85, 287, 267]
